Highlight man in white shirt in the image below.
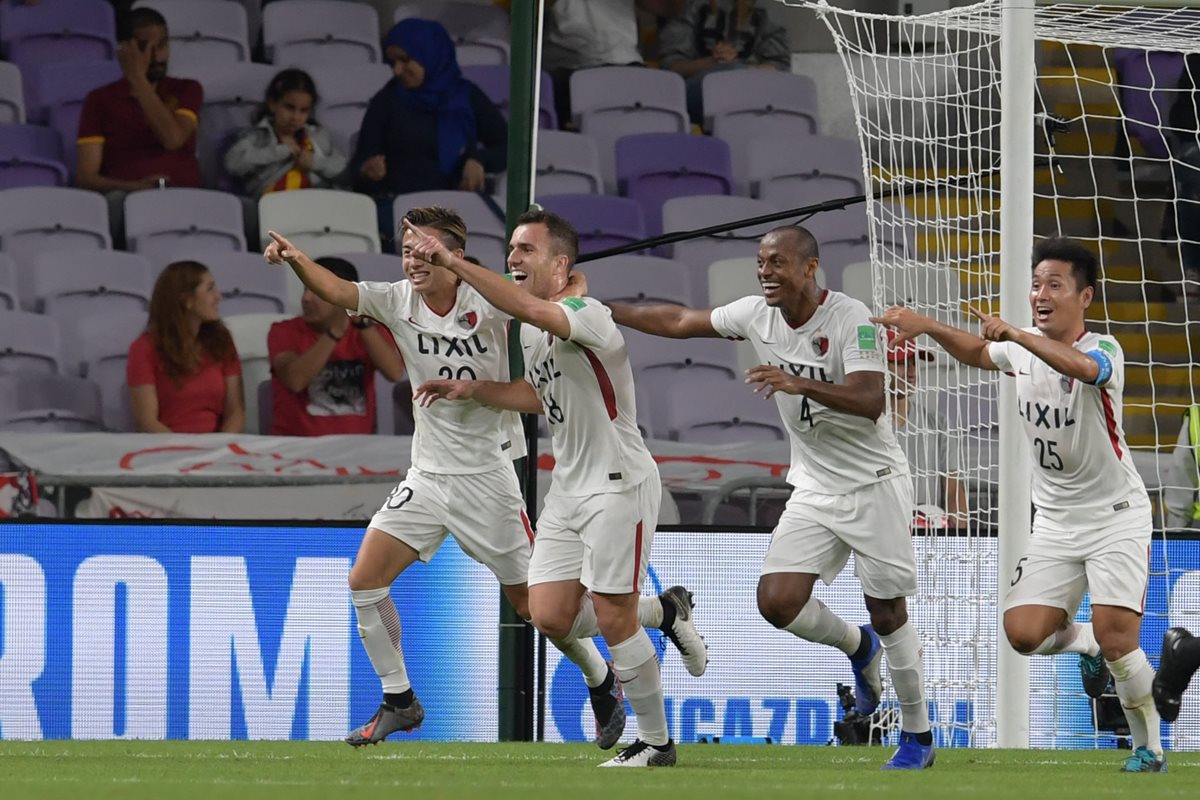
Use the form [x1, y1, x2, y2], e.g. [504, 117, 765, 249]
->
[409, 210, 695, 767]
[608, 224, 935, 770]
[874, 236, 1165, 772]
[263, 207, 703, 753]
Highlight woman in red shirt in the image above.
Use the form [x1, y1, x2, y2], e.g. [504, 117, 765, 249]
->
[127, 261, 245, 433]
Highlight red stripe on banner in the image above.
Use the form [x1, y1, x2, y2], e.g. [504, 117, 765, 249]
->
[520, 508, 534, 544]
[632, 521, 643, 592]
[582, 347, 618, 421]
[1100, 389, 1123, 460]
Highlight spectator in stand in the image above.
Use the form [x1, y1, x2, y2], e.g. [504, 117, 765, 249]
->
[542, 0, 685, 127]
[224, 68, 347, 196]
[659, 0, 791, 124]
[76, 7, 202, 244]
[351, 18, 507, 199]
[127, 261, 245, 434]
[1170, 53, 1200, 299]
[268, 257, 405, 437]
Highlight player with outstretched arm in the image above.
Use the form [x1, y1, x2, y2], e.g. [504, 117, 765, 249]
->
[874, 236, 1165, 773]
[411, 210, 696, 767]
[263, 207, 705, 753]
[608, 224, 935, 770]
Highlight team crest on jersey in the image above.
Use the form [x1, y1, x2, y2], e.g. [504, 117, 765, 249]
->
[811, 334, 829, 357]
[457, 311, 478, 330]
[1060, 375, 1074, 394]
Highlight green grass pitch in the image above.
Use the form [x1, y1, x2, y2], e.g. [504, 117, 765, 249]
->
[0, 742, 1195, 800]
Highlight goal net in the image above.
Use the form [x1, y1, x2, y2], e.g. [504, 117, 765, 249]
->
[777, 0, 1200, 749]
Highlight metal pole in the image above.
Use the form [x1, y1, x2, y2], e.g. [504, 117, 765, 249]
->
[997, 0, 1035, 749]
[497, 0, 543, 743]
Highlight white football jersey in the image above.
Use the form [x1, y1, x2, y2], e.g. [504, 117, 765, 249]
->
[710, 290, 908, 493]
[357, 280, 525, 474]
[988, 328, 1148, 526]
[520, 297, 657, 496]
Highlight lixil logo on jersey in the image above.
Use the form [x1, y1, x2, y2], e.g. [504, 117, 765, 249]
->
[457, 311, 478, 330]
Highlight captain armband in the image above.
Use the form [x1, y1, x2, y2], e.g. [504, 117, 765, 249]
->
[1085, 349, 1113, 386]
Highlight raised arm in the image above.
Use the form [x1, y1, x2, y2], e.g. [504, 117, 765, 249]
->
[608, 302, 723, 339]
[963, 302, 1100, 383]
[872, 306, 998, 371]
[414, 378, 543, 415]
[264, 230, 359, 311]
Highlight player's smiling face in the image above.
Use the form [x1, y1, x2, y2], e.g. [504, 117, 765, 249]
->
[1030, 258, 1092, 337]
[507, 223, 568, 300]
[401, 225, 460, 296]
[757, 230, 817, 307]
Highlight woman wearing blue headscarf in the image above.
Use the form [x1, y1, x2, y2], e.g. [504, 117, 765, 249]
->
[352, 19, 507, 195]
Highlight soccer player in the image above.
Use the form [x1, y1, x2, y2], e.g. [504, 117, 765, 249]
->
[1154, 628, 1199, 722]
[873, 236, 1165, 772]
[263, 207, 705, 752]
[606, 224, 935, 770]
[410, 210, 691, 767]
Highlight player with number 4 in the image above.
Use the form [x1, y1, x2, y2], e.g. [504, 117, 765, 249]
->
[873, 236, 1164, 773]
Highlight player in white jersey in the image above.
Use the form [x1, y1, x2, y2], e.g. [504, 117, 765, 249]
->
[608, 224, 935, 770]
[410, 210, 689, 768]
[874, 236, 1165, 772]
[263, 207, 703, 752]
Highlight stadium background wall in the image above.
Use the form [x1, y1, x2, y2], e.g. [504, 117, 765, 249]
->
[0, 522, 1196, 748]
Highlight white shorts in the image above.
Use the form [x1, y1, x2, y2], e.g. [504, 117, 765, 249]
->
[1005, 499, 1153, 614]
[528, 477, 661, 595]
[761, 476, 918, 600]
[368, 466, 533, 585]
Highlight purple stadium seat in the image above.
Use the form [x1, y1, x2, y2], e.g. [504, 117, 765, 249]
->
[134, 0, 251, 72]
[180, 251, 288, 315]
[394, 1, 510, 66]
[570, 66, 688, 192]
[658, 372, 786, 444]
[615, 133, 733, 237]
[0, 61, 25, 124]
[77, 311, 145, 430]
[327, 252, 405, 284]
[749, 135, 864, 208]
[263, 0, 380, 66]
[804, 208, 870, 277]
[31, 252, 153, 346]
[190, 61, 277, 190]
[0, 254, 18, 310]
[124, 188, 247, 259]
[0, 372, 104, 431]
[0, 311, 62, 374]
[37, 60, 123, 173]
[0, 123, 69, 188]
[661, 195, 777, 271]
[392, 191, 507, 268]
[309, 63, 392, 157]
[461, 65, 557, 130]
[537, 193, 645, 255]
[1113, 49, 1185, 160]
[0, 186, 111, 266]
[583, 254, 694, 307]
[0, 0, 116, 114]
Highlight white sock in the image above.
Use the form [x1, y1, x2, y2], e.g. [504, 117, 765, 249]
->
[351, 587, 410, 694]
[880, 623, 931, 735]
[1031, 623, 1100, 656]
[567, 596, 601, 639]
[783, 597, 862, 656]
[639, 595, 664, 628]
[610, 630, 669, 747]
[1107, 648, 1162, 757]
[550, 636, 610, 687]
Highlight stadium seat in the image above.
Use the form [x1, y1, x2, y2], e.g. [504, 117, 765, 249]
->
[327, 252, 405, 284]
[0, 61, 26, 124]
[0, 123, 69, 188]
[521, 130, 603, 195]
[309, 63, 392, 157]
[0, 254, 18, 310]
[570, 66, 688, 192]
[537, 194, 644, 256]
[224, 312, 289, 434]
[191, 251, 289, 315]
[803, 208, 870, 278]
[391, 191, 507, 269]
[0, 311, 63, 374]
[124, 188, 247, 259]
[0, 0, 116, 113]
[616, 133, 733, 237]
[0, 186, 111, 265]
[583, 254, 695, 307]
[749, 135, 864, 209]
[662, 195, 776, 270]
[841, 260, 873, 306]
[263, 0, 381, 65]
[30, 251, 153, 350]
[393, 1, 510, 65]
[655, 372, 786, 444]
[623, 327, 738, 380]
[37, 60, 122, 172]
[191, 61, 277, 189]
[0, 372, 104, 432]
[133, 0, 251, 72]
[461, 64, 557, 130]
[77, 312, 145, 431]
